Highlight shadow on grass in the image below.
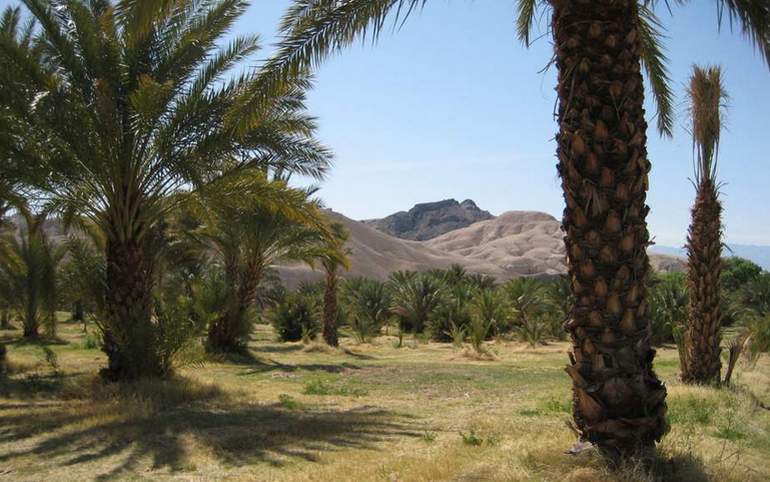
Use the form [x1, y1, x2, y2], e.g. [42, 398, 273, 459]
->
[239, 357, 362, 375]
[0, 375, 420, 480]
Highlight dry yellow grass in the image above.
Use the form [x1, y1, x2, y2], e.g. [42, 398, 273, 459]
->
[1, 320, 769, 481]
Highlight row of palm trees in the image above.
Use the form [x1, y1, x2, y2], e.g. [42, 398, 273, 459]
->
[1, 0, 768, 459]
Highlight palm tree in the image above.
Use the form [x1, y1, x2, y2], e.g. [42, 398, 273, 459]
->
[681, 66, 729, 384]
[188, 173, 331, 352]
[389, 271, 444, 334]
[343, 278, 391, 343]
[504, 278, 550, 346]
[470, 287, 510, 337]
[740, 272, 770, 317]
[0, 204, 64, 338]
[312, 221, 351, 347]
[0, 1, 330, 379]
[267, 0, 770, 455]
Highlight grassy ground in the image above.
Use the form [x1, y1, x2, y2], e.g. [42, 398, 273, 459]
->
[1, 319, 769, 481]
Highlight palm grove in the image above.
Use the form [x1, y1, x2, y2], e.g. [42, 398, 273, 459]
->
[1, 0, 770, 465]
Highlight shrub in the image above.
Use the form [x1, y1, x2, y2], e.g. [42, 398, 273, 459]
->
[542, 276, 572, 340]
[647, 272, 688, 346]
[278, 394, 303, 410]
[271, 293, 320, 342]
[153, 293, 204, 376]
[445, 320, 467, 348]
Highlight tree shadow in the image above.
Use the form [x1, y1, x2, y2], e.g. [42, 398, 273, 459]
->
[0, 376, 420, 479]
[251, 344, 305, 354]
[239, 358, 363, 375]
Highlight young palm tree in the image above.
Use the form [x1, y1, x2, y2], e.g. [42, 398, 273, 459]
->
[0, 1, 330, 378]
[343, 278, 391, 343]
[470, 287, 510, 337]
[504, 278, 550, 346]
[188, 173, 331, 352]
[389, 271, 444, 334]
[267, 0, 770, 455]
[312, 221, 351, 347]
[0, 204, 64, 338]
[681, 66, 729, 384]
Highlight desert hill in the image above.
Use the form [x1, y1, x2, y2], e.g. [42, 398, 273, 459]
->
[278, 207, 685, 285]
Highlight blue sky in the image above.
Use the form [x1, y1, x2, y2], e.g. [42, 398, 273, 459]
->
[234, 1, 770, 246]
[4, 1, 769, 246]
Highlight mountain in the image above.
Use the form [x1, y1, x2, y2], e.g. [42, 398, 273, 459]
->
[363, 198, 493, 241]
[651, 244, 770, 271]
[278, 209, 685, 286]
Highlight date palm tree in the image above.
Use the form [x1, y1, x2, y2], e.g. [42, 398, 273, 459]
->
[310, 221, 351, 347]
[0, 0, 330, 379]
[681, 65, 729, 384]
[266, 0, 770, 456]
[187, 173, 331, 352]
[0, 203, 64, 338]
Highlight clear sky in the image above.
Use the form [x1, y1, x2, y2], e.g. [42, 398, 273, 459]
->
[3, 1, 769, 246]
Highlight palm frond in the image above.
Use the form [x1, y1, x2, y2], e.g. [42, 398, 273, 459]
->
[687, 64, 728, 183]
[637, 5, 675, 137]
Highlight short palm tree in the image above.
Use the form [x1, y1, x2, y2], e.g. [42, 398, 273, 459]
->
[389, 272, 444, 334]
[470, 287, 510, 337]
[269, 0, 770, 455]
[343, 278, 391, 343]
[0, 1, 330, 379]
[188, 173, 331, 352]
[681, 65, 729, 385]
[0, 204, 64, 338]
[504, 278, 549, 346]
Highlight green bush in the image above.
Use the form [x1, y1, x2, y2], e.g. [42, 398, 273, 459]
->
[647, 272, 688, 346]
[389, 272, 445, 334]
[429, 284, 472, 342]
[343, 278, 390, 342]
[271, 293, 320, 342]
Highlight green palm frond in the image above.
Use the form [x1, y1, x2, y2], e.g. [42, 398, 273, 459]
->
[637, 5, 675, 137]
[516, 0, 539, 46]
[714, 0, 770, 69]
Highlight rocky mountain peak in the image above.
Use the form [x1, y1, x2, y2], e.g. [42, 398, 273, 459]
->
[363, 198, 493, 241]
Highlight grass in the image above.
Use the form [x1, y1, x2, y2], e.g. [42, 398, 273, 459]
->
[0, 320, 769, 481]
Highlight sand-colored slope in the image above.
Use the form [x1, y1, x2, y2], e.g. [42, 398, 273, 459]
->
[276, 211, 488, 286]
[279, 209, 685, 285]
[424, 211, 566, 277]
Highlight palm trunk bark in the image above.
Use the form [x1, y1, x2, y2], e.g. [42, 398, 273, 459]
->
[208, 260, 261, 352]
[323, 268, 339, 347]
[553, 0, 667, 456]
[682, 178, 722, 384]
[101, 236, 158, 380]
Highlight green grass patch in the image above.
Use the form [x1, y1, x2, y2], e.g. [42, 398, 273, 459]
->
[302, 378, 368, 397]
[278, 394, 303, 410]
[668, 396, 714, 426]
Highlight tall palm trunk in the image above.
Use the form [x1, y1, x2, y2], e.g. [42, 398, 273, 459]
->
[554, 0, 667, 455]
[208, 260, 261, 352]
[102, 235, 158, 380]
[323, 268, 339, 347]
[682, 177, 722, 383]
